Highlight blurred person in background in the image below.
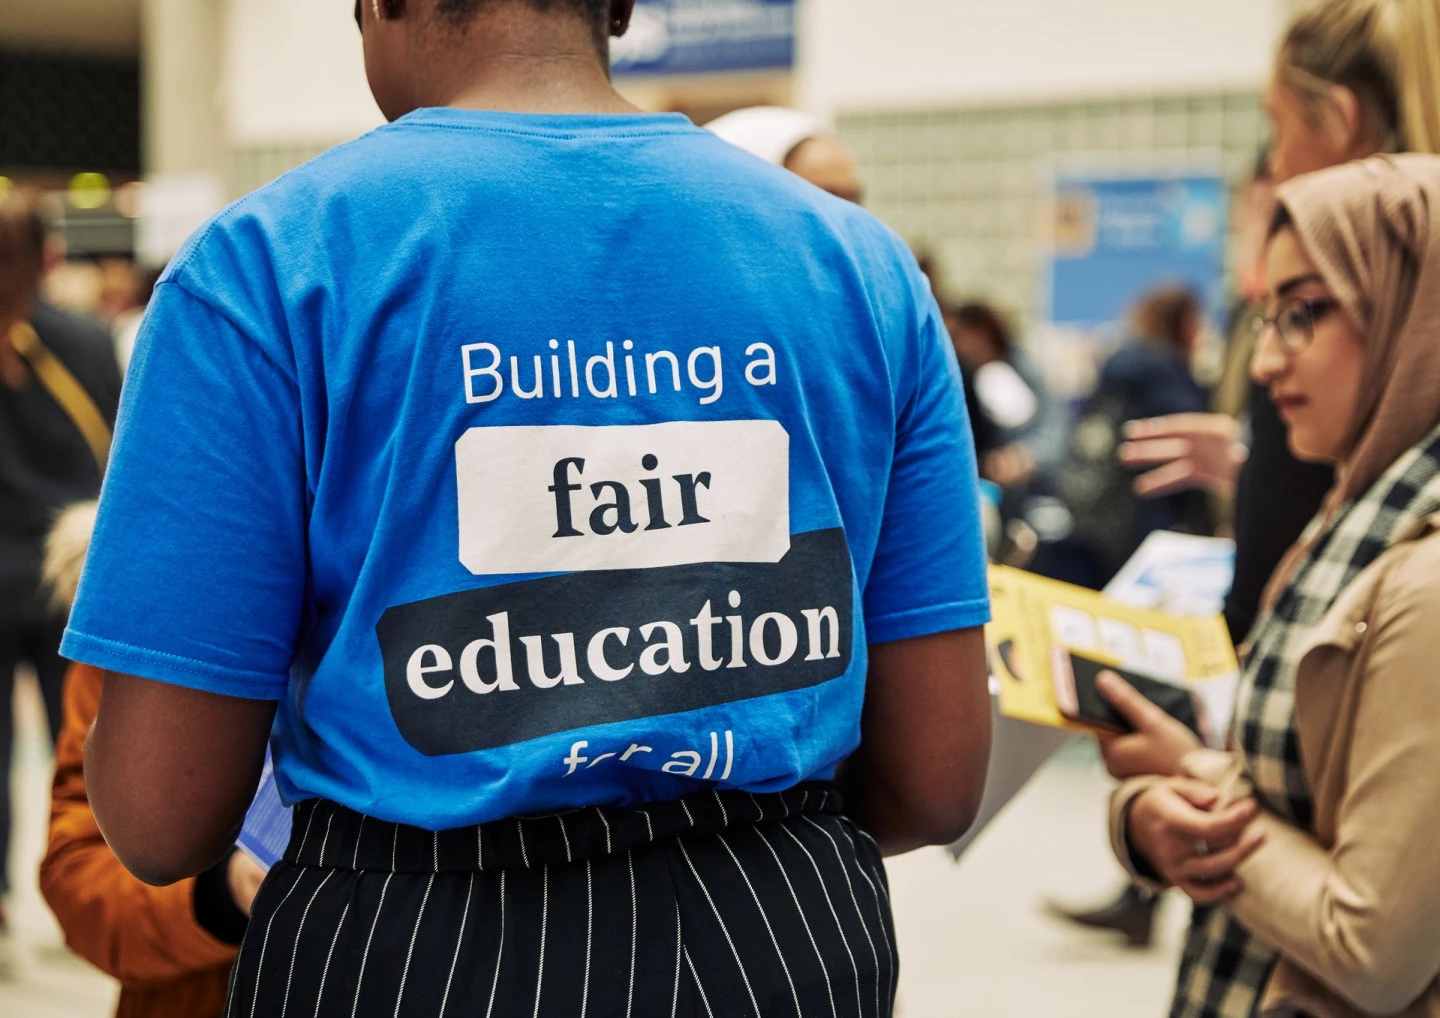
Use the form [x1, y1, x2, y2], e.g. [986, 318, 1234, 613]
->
[1121, 0, 1439, 644]
[1109, 153, 1440, 1018]
[707, 105, 864, 204]
[1059, 286, 1212, 587]
[1052, 153, 1329, 950]
[948, 301, 1065, 502]
[65, 2, 992, 1017]
[38, 502, 263, 1018]
[1062, 0, 1440, 955]
[0, 193, 120, 966]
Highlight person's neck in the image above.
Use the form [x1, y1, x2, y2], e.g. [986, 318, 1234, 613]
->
[425, 14, 640, 116]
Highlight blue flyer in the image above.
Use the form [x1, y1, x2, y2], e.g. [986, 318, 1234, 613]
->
[236, 751, 293, 871]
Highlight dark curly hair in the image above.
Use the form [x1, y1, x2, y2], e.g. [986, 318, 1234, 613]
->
[360, 0, 613, 37]
[951, 302, 1014, 358]
[434, 0, 612, 32]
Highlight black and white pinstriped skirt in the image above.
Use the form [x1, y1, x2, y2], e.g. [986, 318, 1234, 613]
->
[226, 783, 897, 1018]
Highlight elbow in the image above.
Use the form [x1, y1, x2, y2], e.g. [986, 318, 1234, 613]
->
[89, 795, 225, 887]
[875, 763, 990, 855]
[102, 834, 196, 887]
[1330, 964, 1433, 1016]
[1307, 919, 1435, 1016]
[98, 819, 228, 887]
[907, 781, 986, 848]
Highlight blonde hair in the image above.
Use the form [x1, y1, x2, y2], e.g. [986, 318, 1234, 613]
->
[1278, 0, 1440, 155]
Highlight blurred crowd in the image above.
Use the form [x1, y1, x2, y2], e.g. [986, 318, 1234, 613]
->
[5, 1, 1440, 1017]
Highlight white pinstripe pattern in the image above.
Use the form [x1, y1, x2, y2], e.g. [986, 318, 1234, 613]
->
[802, 816, 882, 1018]
[750, 792, 766, 823]
[281, 870, 336, 1018]
[438, 873, 475, 1018]
[626, 849, 637, 1018]
[779, 823, 862, 1017]
[432, 831, 439, 872]
[518, 821, 531, 868]
[390, 826, 398, 872]
[644, 810, 655, 843]
[311, 901, 351, 1018]
[675, 837, 762, 1016]
[224, 932, 243, 1018]
[350, 872, 395, 1018]
[754, 825, 838, 1018]
[850, 829, 890, 904]
[580, 860, 593, 1018]
[248, 865, 308, 1018]
[532, 865, 549, 1018]
[352, 815, 365, 871]
[317, 814, 335, 870]
[478, 825, 484, 870]
[295, 808, 319, 861]
[684, 949, 716, 1018]
[837, 825, 895, 1005]
[392, 873, 435, 1018]
[680, 799, 696, 826]
[712, 790, 729, 827]
[599, 810, 613, 854]
[801, 791, 810, 812]
[558, 815, 573, 863]
[670, 901, 682, 1018]
[714, 831, 802, 1015]
[484, 870, 507, 1018]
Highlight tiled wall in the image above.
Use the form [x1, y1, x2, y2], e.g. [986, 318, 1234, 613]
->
[231, 88, 1269, 339]
[836, 90, 1268, 327]
[230, 144, 334, 200]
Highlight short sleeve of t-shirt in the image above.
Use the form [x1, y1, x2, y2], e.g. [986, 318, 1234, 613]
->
[861, 270, 991, 644]
[62, 274, 307, 700]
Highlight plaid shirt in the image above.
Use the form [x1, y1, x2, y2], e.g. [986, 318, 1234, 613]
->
[1171, 426, 1440, 1018]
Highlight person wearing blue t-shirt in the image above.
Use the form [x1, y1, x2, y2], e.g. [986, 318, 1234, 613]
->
[71, 2, 992, 1015]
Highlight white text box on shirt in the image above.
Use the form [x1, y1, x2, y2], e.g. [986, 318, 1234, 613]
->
[455, 421, 790, 576]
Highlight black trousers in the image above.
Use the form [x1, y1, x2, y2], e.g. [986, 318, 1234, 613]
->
[0, 612, 67, 898]
[228, 784, 897, 1018]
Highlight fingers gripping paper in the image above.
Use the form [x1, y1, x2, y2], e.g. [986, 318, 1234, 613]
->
[987, 565, 1238, 747]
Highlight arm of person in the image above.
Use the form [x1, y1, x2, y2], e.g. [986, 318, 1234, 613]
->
[1211, 550, 1440, 1015]
[85, 674, 275, 886]
[58, 276, 306, 886]
[845, 251, 993, 856]
[843, 628, 991, 856]
[1118, 413, 1247, 498]
[41, 663, 251, 978]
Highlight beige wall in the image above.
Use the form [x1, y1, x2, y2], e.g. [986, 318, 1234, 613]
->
[223, 0, 382, 149]
[797, 0, 1289, 121]
[143, 0, 224, 177]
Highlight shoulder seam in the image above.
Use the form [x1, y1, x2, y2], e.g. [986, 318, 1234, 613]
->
[155, 276, 299, 383]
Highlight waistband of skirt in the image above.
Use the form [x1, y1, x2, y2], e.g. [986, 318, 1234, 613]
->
[284, 782, 842, 873]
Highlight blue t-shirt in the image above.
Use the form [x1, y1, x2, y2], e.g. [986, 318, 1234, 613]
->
[64, 109, 990, 830]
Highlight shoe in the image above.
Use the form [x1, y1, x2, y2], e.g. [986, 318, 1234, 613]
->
[1046, 884, 1158, 948]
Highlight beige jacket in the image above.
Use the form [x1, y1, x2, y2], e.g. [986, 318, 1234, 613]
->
[1111, 513, 1440, 1018]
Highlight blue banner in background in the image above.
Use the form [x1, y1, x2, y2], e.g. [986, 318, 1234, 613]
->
[612, 0, 797, 76]
[1047, 174, 1228, 330]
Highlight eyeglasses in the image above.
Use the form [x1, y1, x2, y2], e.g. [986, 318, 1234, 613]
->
[1249, 296, 1341, 354]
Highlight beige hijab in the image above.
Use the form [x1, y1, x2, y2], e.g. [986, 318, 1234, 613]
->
[1258, 155, 1440, 612]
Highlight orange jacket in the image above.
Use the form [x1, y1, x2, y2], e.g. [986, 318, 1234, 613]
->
[39, 662, 236, 1018]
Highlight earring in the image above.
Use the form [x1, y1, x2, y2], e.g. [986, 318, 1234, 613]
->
[612, 17, 625, 32]
[373, 0, 383, 20]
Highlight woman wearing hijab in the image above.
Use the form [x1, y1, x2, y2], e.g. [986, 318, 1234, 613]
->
[62, 2, 992, 1016]
[1103, 154, 1440, 1017]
